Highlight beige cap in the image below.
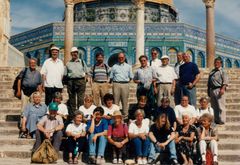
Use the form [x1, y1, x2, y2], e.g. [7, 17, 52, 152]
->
[50, 46, 60, 51]
[71, 47, 79, 53]
[161, 55, 169, 60]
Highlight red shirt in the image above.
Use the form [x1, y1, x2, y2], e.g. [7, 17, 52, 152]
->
[108, 123, 128, 138]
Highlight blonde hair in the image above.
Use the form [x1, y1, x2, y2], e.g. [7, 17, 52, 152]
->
[200, 113, 214, 123]
[156, 113, 170, 130]
[31, 91, 41, 102]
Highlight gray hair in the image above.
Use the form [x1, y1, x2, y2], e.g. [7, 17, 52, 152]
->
[134, 109, 145, 118]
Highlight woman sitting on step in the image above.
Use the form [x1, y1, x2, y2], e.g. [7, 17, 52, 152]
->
[128, 109, 150, 165]
[21, 92, 47, 138]
[65, 111, 87, 164]
[107, 110, 128, 164]
[198, 113, 219, 165]
[175, 113, 195, 165]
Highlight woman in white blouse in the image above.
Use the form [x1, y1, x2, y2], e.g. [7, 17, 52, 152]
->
[128, 109, 150, 165]
[79, 95, 96, 120]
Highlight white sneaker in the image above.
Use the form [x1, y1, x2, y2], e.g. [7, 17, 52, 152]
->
[118, 158, 123, 164]
[142, 159, 147, 165]
[137, 159, 143, 165]
[112, 158, 118, 164]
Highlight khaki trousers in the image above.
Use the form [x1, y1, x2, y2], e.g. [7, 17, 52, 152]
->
[112, 83, 129, 116]
[210, 88, 226, 123]
[92, 82, 109, 106]
[156, 84, 175, 108]
[21, 90, 30, 112]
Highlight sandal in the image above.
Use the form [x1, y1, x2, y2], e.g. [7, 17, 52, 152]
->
[73, 157, 78, 164]
[68, 158, 73, 164]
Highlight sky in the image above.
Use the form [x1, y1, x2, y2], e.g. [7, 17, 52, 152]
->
[10, 0, 240, 40]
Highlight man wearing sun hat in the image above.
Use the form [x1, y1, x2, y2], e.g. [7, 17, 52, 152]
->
[41, 45, 65, 106]
[32, 102, 64, 153]
[155, 55, 178, 108]
[65, 47, 88, 116]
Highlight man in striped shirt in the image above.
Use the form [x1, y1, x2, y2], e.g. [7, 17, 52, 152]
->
[89, 52, 110, 106]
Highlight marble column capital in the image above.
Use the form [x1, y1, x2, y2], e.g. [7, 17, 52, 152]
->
[133, 0, 145, 10]
[64, 0, 74, 6]
[203, 0, 215, 8]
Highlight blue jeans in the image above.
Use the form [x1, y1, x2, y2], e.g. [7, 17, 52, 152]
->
[180, 85, 197, 107]
[150, 140, 177, 160]
[88, 134, 107, 157]
[132, 137, 150, 157]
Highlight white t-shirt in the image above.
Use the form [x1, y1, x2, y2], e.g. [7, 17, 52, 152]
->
[148, 59, 162, 70]
[102, 104, 120, 116]
[174, 104, 197, 120]
[128, 118, 150, 135]
[58, 103, 68, 115]
[79, 104, 96, 120]
[65, 123, 87, 135]
[155, 65, 178, 83]
[40, 58, 65, 88]
[47, 103, 68, 116]
[197, 107, 214, 117]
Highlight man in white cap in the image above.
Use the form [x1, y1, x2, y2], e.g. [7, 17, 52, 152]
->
[155, 55, 177, 108]
[41, 45, 64, 106]
[65, 47, 88, 116]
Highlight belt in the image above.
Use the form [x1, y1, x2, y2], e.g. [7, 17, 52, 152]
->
[113, 81, 129, 84]
[210, 86, 221, 90]
[68, 77, 84, 80]
[157, 82, 172, 84]
[94, 81, 107, 83]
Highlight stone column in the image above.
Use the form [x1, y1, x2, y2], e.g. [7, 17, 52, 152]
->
[134, 0, 145, 66]
[203, 0, 216, 68]
[64, 0, 74, 65]
[0, 0, 10, 66]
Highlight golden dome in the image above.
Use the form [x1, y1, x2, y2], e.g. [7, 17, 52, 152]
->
[147, 0, 174, 7]
[73, 0, 175, 7]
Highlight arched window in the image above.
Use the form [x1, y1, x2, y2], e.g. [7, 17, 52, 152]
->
[197, 52, 205, 68]
[78, 47, 87, 62]
[167, 47, 177, 65]
[225, 59, 232, 68]
[186, 49, 194, 62]
[234, 60, 240, 68]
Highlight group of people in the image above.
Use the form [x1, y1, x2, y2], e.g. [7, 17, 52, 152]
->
[17, 45, 228, 165]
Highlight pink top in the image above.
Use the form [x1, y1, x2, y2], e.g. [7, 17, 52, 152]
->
[108, 123, 128, 138]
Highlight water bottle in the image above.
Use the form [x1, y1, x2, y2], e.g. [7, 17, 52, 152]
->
[74, 142, 79, 156]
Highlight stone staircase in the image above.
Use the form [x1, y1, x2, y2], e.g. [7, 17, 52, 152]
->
[0, 67, 239, 164]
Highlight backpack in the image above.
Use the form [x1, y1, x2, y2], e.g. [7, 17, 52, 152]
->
[12, 68, 28, 99]
[92, 64, 108, 79]
[31, 139, 58, 164]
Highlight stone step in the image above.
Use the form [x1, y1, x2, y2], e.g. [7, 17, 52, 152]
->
[218, 131, 240, 139]
[0, 136, 35, 146]
[226, 104, 240, 110]
[0, 145, 32, 159]
[226, 116, 240, 123]
[219, 162, 240, 165]
[226, 110, 240, 116]
[0, 127, 19, 135]
[217, 123, 240, 131]
[218, 140, 240, 150]
[0, 158, 71, 165]
[218, 150, 240, 162]
[0, 121, 18, 128]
